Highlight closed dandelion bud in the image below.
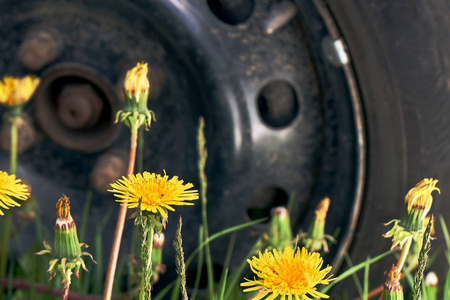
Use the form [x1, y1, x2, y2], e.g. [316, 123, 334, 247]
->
[401, 179, 439, 232]
[266, 207, 293, 251]
[384, 179, 439, 250]
[383, 265, 404, 300]
[424, 272, 438, 300]
[36, 195, 96, 284]
[116, 62, 155, 130]
[301, 197, 334, 253]
[54, 196, 82, 260]
[151, 233, 164, 266]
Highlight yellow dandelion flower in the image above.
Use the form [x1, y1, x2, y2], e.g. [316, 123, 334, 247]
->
[124, 62, 150, 101]
[0, 75, 40, 107]
[109, 171, 198, 219]
[404, 178, 439, 215]
[241, 246, 335, 300]
[0, 171, 30, 215]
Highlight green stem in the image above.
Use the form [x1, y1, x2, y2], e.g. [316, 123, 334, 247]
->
[396, 238, 413, 272]
[139, 225, 154, 300]
[10, 118, 17, 174]
[0, 117, 18, 284]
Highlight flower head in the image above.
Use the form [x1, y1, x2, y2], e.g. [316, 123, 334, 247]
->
[0, 75, 40, 108]
[404, 178, 439, 217]
[261, 207, 293, 251]
[36, 195, 96, 284]
[241, 246, 334, 300]
[0, 170, 30, 215]
[384, 178, 440, 250]
[124, 62, 150, 102]
[116, 62, 155, 130]
[109, 171, 198, 219]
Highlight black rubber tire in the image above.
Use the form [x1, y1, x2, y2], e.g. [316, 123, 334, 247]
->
[327, 0, 450, 295]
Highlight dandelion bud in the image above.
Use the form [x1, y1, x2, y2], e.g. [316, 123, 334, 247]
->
[124, 62, 150, 102]
[384, 179, 439, 250]
[301, 197, 333, 252]
[383, 265, 404, 300]
[54, 195, 82, 260]
[116, 62, 155, 130]
[424, 272, 438, 300]
[151, 233, 165, 265]
[266, 206, 293, 251]
[36, 195, 96, 285]
[402, 179, 439, 232]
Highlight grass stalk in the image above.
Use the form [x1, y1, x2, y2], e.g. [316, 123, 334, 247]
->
[412, 215, 433, 300]
[197, 117, 215, 300]
[174, 216, 188, 300]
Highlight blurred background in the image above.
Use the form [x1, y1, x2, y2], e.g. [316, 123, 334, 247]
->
[0, 0, 449, 298]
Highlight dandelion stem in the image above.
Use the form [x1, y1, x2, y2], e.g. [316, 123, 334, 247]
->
[396, 238, 413, 272]
[62, 282, 70, 300]
[139, 222, 154, 300]
[103, 122, 138, 300]
[0, 117, 19, 285]
[10, 117, 18, 175]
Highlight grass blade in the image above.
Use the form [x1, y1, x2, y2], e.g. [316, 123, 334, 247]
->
[219, 268, 229, 300]
[186, 218, 267, 268]
[319, 249, 395, 295]
[191, 226, 205, 300]
[344, 252, 363, 297]
[363, 257, 370, 300]
[444, 270, 450, 300]
[79, 190, 92, 243]
[440, 215, 450, 264]
[224, 240, 261, 300]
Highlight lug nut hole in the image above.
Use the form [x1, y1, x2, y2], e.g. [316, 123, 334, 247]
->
[207, 0, 254, 25]
[257, 80, 300, 128]
[35, 64, 119, 152]
[247, 186, 289, 221]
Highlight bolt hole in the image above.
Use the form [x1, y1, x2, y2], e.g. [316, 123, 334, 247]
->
[34, 64, 119, 152]
[257, 80, 300, 128]
[247, 187, 289, 221]
[207, 0, 254, 25]
[186, 263, 224, 289]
